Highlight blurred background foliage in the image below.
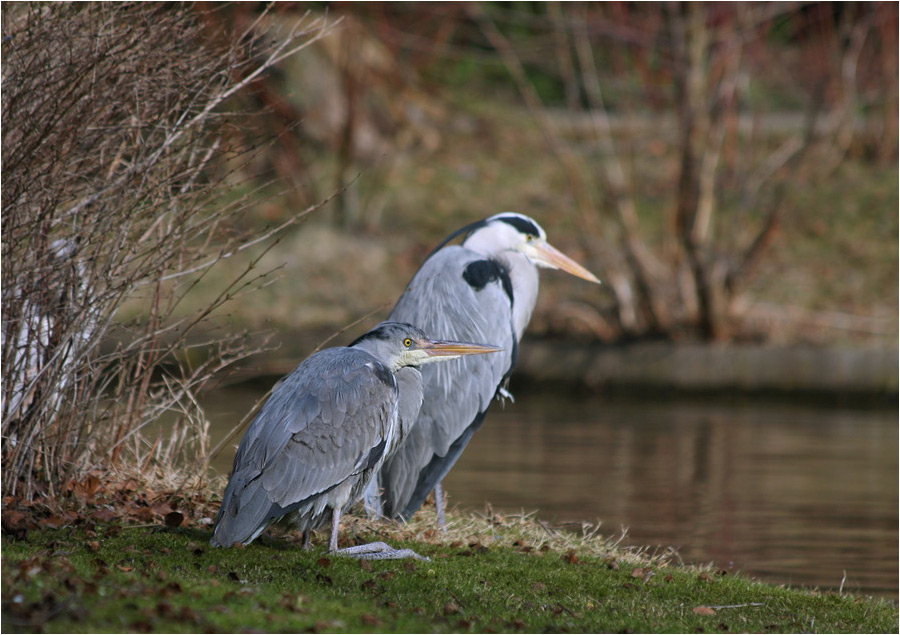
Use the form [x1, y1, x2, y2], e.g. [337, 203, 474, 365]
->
[190, 1, 898, 346]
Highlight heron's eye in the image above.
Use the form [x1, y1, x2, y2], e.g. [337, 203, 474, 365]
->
[403, 338, 412, 348]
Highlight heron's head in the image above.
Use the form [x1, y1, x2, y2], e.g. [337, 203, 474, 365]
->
[463, 213, 600, 284]
[351, 321, 502, 371]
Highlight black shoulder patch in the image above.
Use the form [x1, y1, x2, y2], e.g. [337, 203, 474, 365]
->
[463, 259, 502, 290]
[463, 259, 514, 304]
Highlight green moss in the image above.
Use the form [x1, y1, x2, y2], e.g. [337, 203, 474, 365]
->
[3, 519, 896, 633]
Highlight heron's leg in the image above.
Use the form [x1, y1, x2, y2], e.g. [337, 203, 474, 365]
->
[301, 530, 312, 550]
[328, 507, 342, 552]
[434, 482, 447, 528]
[336, 542, 430, 561]
[362, 478, 383, 519]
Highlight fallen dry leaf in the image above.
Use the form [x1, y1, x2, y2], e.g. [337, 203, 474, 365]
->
[91, 508, 117, 523]
[119, 479, 140, 492]
[632, 567, 654, 582]
[72, 474, 101, 501]
[2, 509, 27, 529]
[693, 606, 717, 616]
[164, 511, 184, 528]
[151, 502, 174, 517]
[132, 506, 156, 522]
[39, 516, 67, 529]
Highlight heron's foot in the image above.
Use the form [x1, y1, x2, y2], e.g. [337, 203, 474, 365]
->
[335, 541, 430, 561]
[497, 386, 515, 404]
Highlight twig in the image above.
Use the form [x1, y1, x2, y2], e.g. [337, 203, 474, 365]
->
[555, 602, 577, 617]
[57, 14, 338, 224]
[447, 589, 466, 609]
[312, 302, 393, 355]
[537, 519, 559, 538]
[156, 169, 352, 284]
[203, 385, 274, 468]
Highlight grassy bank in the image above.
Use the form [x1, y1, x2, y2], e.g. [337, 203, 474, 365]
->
[3, 507, 896, 633]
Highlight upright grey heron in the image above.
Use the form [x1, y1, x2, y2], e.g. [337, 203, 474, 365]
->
[211, 321, 500, 559]
[372, 213, 600, 524]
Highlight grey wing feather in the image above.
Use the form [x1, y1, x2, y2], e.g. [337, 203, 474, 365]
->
[381, 246, 515, 518]
[212, 348, 397, 546]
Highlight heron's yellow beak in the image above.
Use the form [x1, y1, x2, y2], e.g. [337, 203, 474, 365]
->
[417, 339, 503, 358]
[522, 239, 600, 284]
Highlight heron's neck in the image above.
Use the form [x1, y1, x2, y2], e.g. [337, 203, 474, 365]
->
[495, 250, 539, 340]
[392, 367, 424, 453]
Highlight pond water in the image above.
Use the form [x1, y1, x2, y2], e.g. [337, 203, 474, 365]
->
[201, 382, 897, 598]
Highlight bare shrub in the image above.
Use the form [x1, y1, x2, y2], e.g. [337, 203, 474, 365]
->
[1, 4, 334, 500]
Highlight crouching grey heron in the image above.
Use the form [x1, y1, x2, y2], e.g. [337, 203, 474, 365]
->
[371, 213, 600, 524]
[211, 321, 500, 559]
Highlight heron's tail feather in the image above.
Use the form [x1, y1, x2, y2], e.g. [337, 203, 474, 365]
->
[211, 471, 273, 547]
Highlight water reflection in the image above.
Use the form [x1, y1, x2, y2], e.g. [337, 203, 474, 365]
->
[202, 383, 898, 597]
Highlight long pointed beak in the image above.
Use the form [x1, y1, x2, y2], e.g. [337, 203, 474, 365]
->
[417, 339, 503, 358]
[524, 239, 601, 284]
